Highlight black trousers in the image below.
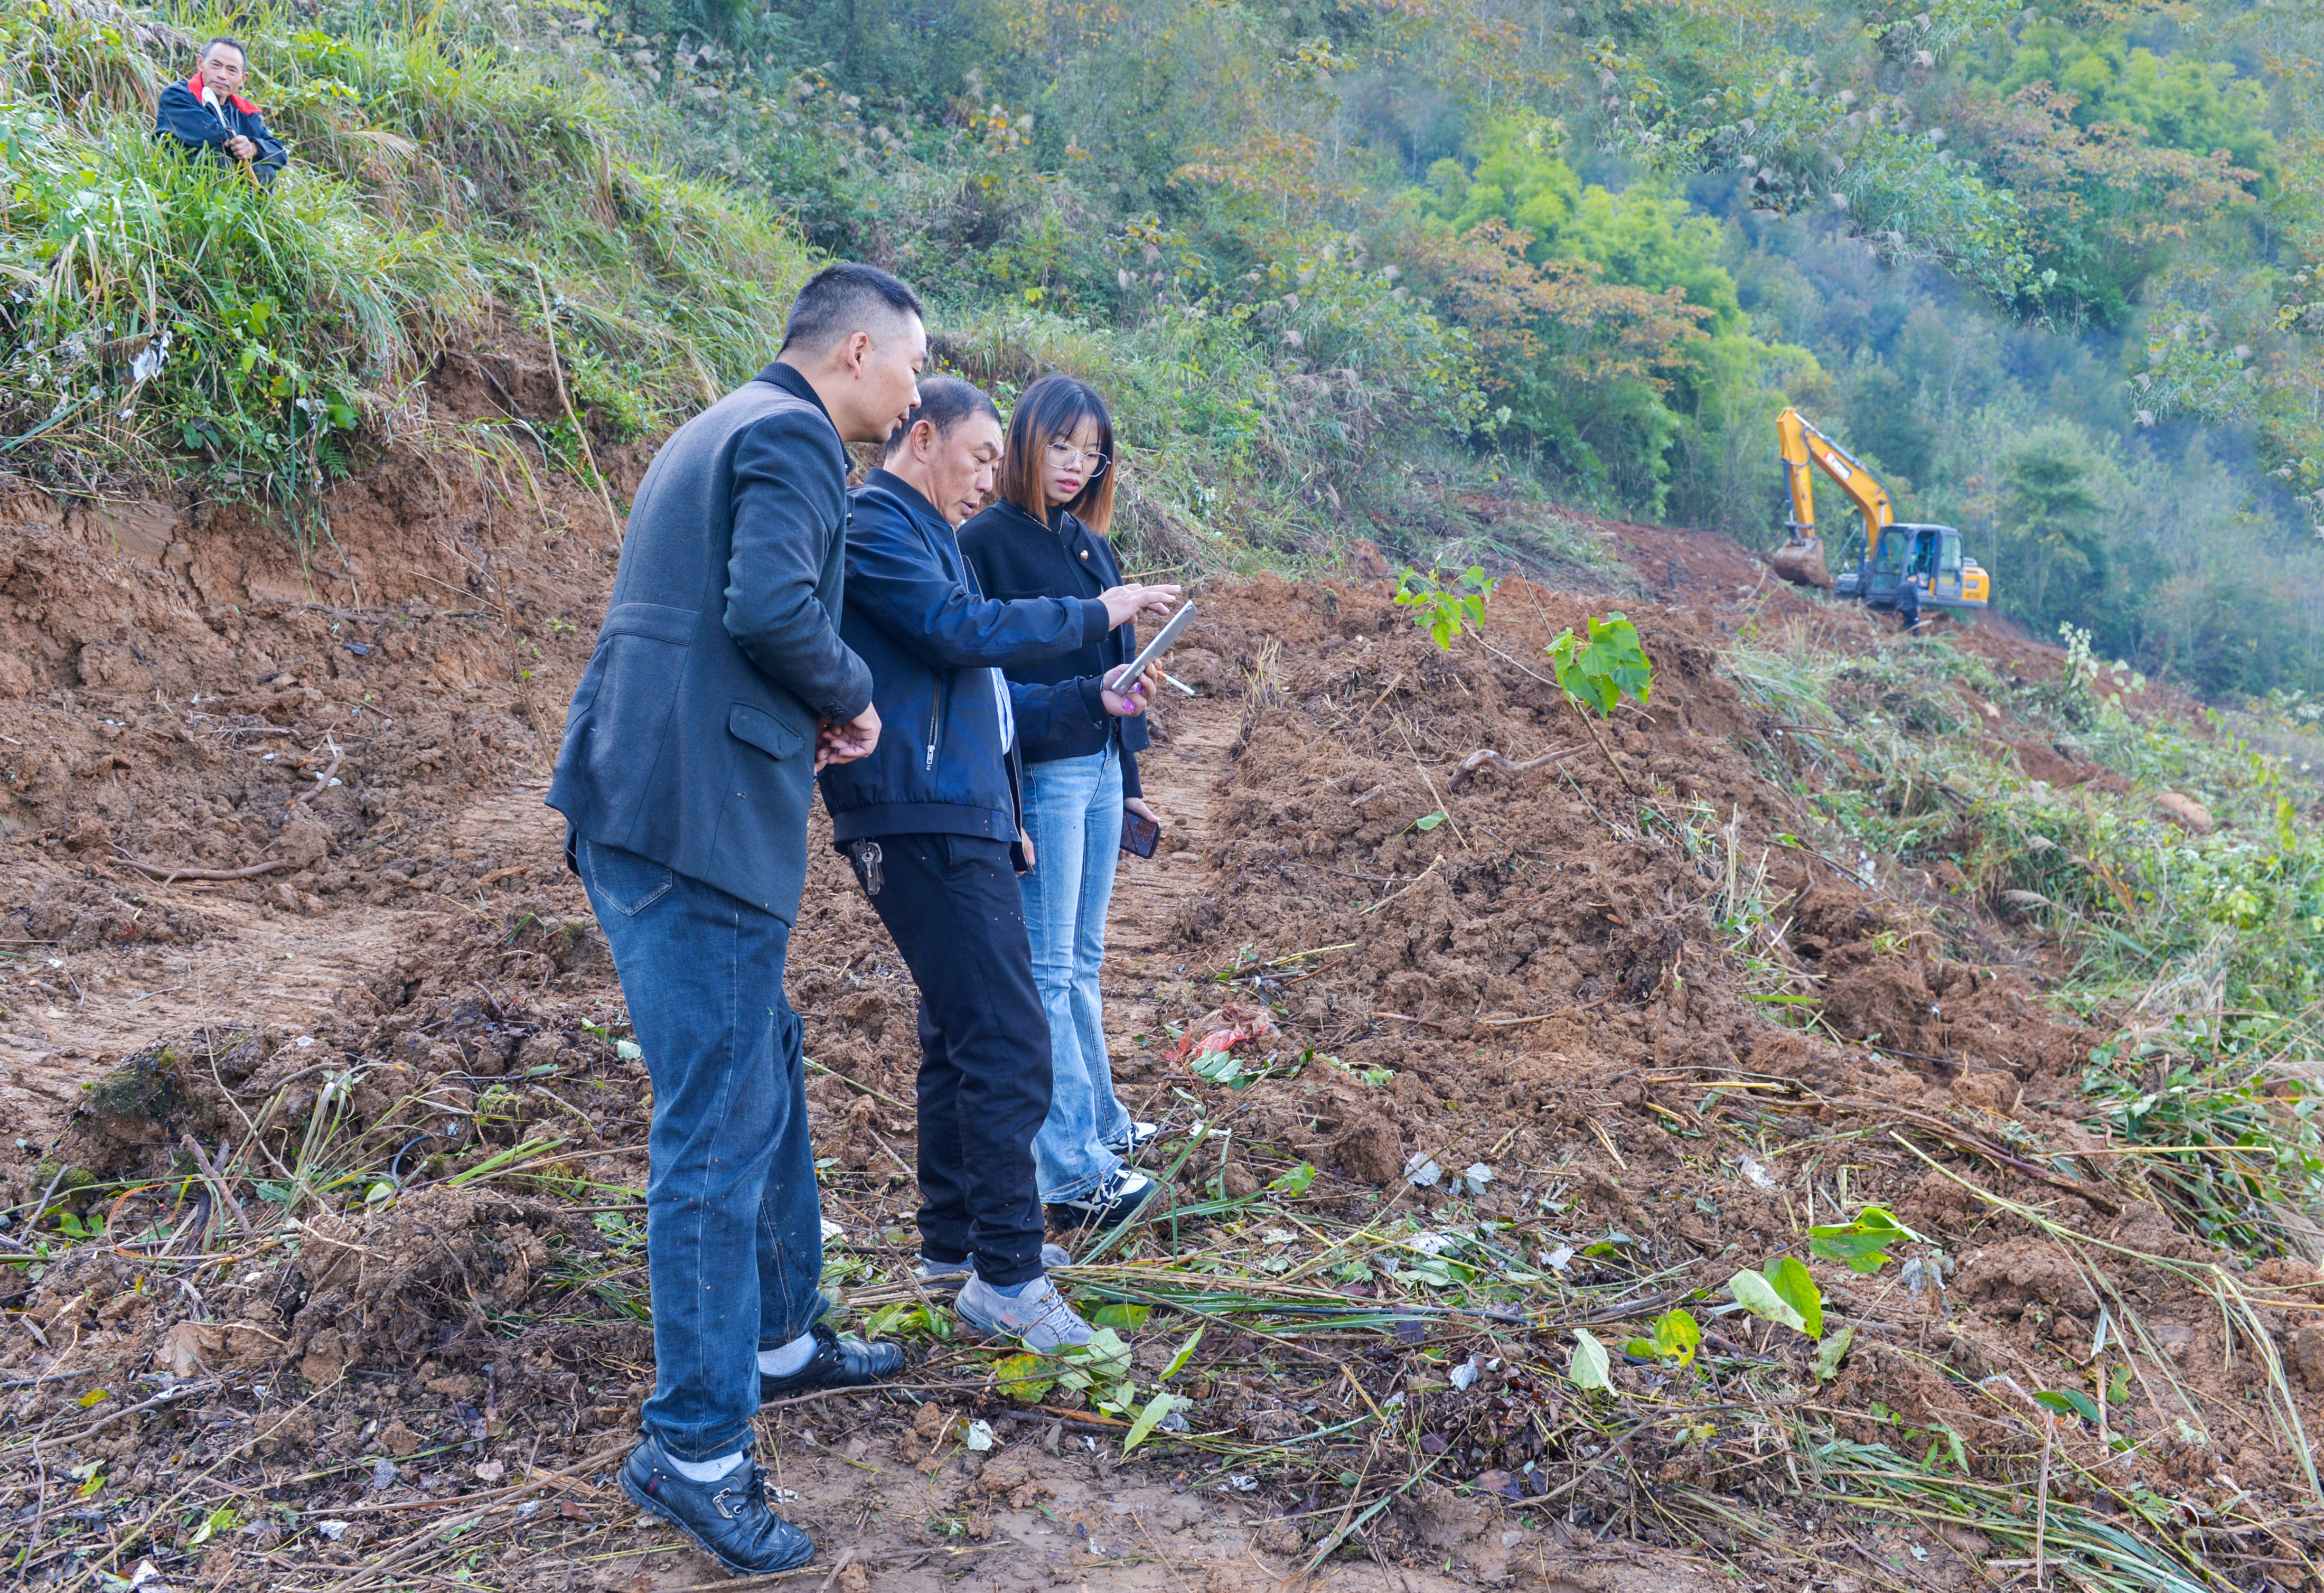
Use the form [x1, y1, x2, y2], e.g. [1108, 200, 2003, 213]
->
[856, 833, 1052, 1288]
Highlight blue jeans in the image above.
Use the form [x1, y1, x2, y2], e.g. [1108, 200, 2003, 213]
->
[1019, 747, 1135, 1201]
[579, 838, 826, 1463]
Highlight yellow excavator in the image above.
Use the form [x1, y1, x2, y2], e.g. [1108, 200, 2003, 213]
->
[1770, 406, 1991, 617]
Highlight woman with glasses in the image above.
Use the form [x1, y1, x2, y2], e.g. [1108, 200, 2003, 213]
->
[960, 375, 1163, 1230]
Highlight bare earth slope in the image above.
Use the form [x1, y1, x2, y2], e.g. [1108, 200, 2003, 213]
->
[2, 439, 2317, 1592]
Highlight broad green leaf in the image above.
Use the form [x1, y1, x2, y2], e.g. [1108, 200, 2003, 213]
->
[2034, 1388, 2101, 1425]
[1121, 1389, 1189, 1454]
[1929, 1420, 1969, 1473]
[1414, 812, 1445, 832]
[1813, 1326, 1854, 1381]
[1763, 1255, 1825, 1339]
[1806, 1205, 1921, 1275]
[1547, 613, 1655, 718]
[992, 1353, 1056, 1403]
[1266, 1163, 1317, 1197]
[1727, 1268, 1807, 1334]
[1160, 1326, 1205, 1382]
[1568, 1329, 1613, 1391]
[1075, 1327, 1134, 1377]
[1652, 1307, 1701, 1366]
[75, 1471, 106, 1498]
[1092, 1303, 1150, 1330]
[187, 1505, 236, 1544]
[78, 1387, 110, 1409]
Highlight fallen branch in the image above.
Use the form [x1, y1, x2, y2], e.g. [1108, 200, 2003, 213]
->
[112, 848, 294, 885]
[1446, 745, 1583, 791]
[76, 1378, 219, 1440]
[289, 739, 343, 808]
[1359, 855, 1440, 917]
[1481, 990, 1619, 1028]
[179, 1135, 254, 1243]
[1864, 1119, 2121, 1215]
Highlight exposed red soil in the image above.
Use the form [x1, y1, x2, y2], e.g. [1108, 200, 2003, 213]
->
[1, 455, 2316, 1593]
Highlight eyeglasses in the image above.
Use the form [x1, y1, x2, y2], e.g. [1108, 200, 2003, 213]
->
[1042, 439, 1109, 477]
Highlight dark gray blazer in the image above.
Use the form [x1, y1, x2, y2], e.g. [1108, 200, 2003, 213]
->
[547, 362, 875, 921]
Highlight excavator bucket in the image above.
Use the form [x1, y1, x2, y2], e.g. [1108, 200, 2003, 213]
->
[1769, 535, 1833, 590]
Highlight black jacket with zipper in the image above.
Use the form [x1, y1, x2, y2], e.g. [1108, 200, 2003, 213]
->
[817, 470, 1114, 849]
[957, 499, 1148, 798]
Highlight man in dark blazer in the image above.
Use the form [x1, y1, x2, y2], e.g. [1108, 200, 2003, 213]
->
[547, 264, 920, 1576]
[154, 39, 287, 186]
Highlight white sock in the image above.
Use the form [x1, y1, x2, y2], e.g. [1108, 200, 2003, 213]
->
[757, 1330, 820, 1379]
[667, 1450, 747, 1483]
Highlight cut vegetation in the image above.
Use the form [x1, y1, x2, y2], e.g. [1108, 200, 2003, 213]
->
[3, 2, 2324, 1591]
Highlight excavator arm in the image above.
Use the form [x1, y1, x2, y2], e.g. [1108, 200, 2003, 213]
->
[1772, 406, 1991, 611]
[1776, 405, 1894, 568]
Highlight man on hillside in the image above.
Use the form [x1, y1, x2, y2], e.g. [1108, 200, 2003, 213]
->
[155, 38, 287, 186]
[818, 378, 1176, 1352]
[547, 264, 921, 1576]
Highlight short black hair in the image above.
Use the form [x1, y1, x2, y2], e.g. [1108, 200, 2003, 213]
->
[199, 36, 248, 65]
[779, 263, 925, 358]
[883, 377, 1001, 457]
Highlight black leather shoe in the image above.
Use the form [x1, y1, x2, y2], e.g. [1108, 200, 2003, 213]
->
[758, 1323, 905, 1401]
[620, 1436, 814, 1575]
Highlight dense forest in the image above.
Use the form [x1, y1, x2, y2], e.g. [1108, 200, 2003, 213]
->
[625, 0, 2322, 701]
[2, 0, 2319, 701]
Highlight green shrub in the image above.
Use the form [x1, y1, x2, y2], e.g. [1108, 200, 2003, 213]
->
[0, 0, 811, 525]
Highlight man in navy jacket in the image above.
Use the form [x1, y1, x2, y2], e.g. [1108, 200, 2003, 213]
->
[154, 39, 287, 185]
[819, 377, 1175, 1351]
[547, 265, 916, 1577]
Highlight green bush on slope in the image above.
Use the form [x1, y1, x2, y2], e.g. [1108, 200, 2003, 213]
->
[0, 0, 810, 524]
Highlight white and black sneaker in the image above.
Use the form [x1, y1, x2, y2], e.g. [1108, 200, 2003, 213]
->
[1046, 1169, 1159, 1230]
[1104, 1120, 1161, 1157]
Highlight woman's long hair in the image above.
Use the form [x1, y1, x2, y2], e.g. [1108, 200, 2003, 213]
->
[995, 374, 1116, 534]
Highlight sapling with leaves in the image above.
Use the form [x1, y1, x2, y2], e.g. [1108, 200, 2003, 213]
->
[1544, 611, 1655, 794]
[1395, 566, 1496, 650]
[1806, 1204, 1922, 1272]
[1547, 612, 1655, 717]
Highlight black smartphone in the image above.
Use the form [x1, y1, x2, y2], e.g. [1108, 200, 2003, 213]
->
[1120, 811, 1160, 858]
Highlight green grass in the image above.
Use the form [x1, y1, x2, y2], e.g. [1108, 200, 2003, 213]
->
[1721, 609, 2324, 1255]
[0, 0, 810, 529]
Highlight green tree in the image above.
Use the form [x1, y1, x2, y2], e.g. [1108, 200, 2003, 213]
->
[1999, 425, 2107, 630]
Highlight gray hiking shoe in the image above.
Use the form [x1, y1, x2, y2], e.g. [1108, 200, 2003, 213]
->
[956, 1273, 1095, 1352]
[913, 1243, 1070, 1292]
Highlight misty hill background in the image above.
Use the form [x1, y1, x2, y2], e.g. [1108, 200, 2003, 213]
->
[4, 0, 2319, 703]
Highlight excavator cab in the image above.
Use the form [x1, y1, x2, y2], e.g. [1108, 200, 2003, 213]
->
[1838, 526, 1989, 611]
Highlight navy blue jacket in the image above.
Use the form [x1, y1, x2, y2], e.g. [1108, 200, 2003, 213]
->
[155, 78, 287, 185]
[819, 470, 1113, 848]
[548, 363, 874, 921]
[959, 500, 1148, 798]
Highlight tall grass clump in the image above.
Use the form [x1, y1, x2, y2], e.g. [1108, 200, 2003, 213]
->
[1724, 613, 2324, 1254]
[0, 0, 812, 527]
